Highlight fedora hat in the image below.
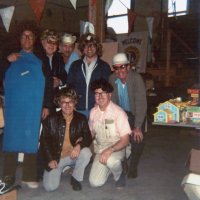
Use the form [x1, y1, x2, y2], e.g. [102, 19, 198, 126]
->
[112, 53, 130, 65]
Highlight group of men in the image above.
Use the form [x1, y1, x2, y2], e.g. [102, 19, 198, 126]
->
[0, 20, 147, 193]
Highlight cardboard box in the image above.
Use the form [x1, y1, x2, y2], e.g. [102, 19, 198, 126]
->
[186, 149, 200, 174]
[0, 189, 17, 200]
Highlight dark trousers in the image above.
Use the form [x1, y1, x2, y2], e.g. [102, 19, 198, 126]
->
[3, 152, 37, 182]
[126, 112, 145, 171]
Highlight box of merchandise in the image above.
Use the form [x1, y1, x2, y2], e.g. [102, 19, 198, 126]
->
[186, 148, 200, 174]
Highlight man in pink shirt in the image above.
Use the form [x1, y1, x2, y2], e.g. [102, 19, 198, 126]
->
[89, 78, 131, 189]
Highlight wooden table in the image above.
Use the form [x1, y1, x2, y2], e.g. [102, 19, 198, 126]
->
[153, 122, 200, 129]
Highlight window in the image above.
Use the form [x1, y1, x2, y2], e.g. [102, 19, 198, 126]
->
[107, 0, 131, 34]
[168, 0, 188, 17]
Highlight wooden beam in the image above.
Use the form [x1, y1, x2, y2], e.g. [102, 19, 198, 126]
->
[88, 0, 104, 42]
[165, 29, 171, 87]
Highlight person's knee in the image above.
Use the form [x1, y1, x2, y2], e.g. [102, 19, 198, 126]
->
[80, 147, 92, 162]
[43, 181, 59, 192]
[89, 176, 105, 187]
[107, 158, 121, 170]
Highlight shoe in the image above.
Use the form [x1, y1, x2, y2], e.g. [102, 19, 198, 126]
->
[127, 168, 138, 179]
[115, 172, 126, 190]
[0, 176, 15, 195]
[70, 176, 82, 191]
[22, 181, 39, 189]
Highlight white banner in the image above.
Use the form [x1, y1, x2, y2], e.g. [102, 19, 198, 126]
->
[146, 17, 154, 39]
[69, 0, 77, 10]
[117, 32, 148, 73]
[0, 6, 15, 32]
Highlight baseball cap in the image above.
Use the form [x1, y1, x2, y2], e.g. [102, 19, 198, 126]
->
[60, 33, 76, 45]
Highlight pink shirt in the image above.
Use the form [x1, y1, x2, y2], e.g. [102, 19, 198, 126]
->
[89, 101, 131, 153]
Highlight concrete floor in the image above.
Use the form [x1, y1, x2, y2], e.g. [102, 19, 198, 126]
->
[0, 124, 195, 200]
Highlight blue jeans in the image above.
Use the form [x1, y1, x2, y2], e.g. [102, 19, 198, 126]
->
[43, 147, 92, 191]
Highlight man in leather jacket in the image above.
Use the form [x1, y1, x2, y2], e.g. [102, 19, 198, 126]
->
[40, 86, 93, 191]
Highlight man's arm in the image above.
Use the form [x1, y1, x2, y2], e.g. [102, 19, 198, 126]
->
[40, 118, 54, 166]
[99, 134, 129, 165]
[41, 63, 53, 118]
[133, 73, 147, 128]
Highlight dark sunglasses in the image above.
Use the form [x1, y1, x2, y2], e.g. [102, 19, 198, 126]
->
[112, 64, 128, 71]
[47, 39, 57, 45]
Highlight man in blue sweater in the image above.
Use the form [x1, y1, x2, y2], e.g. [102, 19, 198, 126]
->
[67, 33, 111, 117]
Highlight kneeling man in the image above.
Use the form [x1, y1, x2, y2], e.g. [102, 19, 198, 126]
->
[89, 78, 131, 189]
[40, 87, 92, 191]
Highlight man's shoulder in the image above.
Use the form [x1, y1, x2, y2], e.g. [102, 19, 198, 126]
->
[109, 101, 125, 113]
[48, 110, 62, 119]
[89, 105, 99, 117]
[70, 58, 83, 67]
[128, 70, 142, 78]
[74, 111, 87, 120]
[97, 58, 110, 67]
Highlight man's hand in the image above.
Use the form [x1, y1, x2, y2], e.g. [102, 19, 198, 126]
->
[42, 108, 50, 120]
[7, 53, 21, 62]
[48, 160, 58, 169]
[132, 128, 143, 143]
[53, 77, 61, 88]
[99, 148, 112, 165]
[70, 144, 81, 160]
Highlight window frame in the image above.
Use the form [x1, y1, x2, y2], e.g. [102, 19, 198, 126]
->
[168, 0, 189, 17]
[106, 0, 134, 34]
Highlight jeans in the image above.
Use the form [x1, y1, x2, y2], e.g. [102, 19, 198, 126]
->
[43, 147, 92, 191]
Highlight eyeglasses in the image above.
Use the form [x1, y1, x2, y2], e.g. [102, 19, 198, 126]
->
[94, 92, 108, 97]
[21, 34, 34, 40]
[112, 64, 128, 71]
[47, 39, 57, 46]
[84, 43, 96, 49]
[60, 100, 74, 106]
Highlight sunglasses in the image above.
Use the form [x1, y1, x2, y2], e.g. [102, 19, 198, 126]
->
[21, 34, 34, 40]
[47, 39, 57, 45]
[112, 64, 128, 71]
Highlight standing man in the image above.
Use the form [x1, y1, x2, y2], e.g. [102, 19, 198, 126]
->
[40, 29, 67, 113]
[109, 53, 147, 178]
[89, 78, 131, 189]
[40, 87, 92, 191]
[59, 33, 79, 73]
[1, 21, 53, 192]
[67, 33, 111, 117]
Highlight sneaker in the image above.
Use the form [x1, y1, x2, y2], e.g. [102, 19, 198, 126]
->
[22, 181, 39, 189]
[0, 176, 15, 195]
[70, 176, 82, 191]
[115, 172, 126, 190]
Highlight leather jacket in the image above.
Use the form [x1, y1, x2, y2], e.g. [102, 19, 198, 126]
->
[40, 110, 93, 171]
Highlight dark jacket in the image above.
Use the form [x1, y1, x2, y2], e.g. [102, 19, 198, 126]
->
[40, 110, 93, 171]
[67, 58, 111, 110]
[37, 49, 67, 113]
[38, 48, 67, 86]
